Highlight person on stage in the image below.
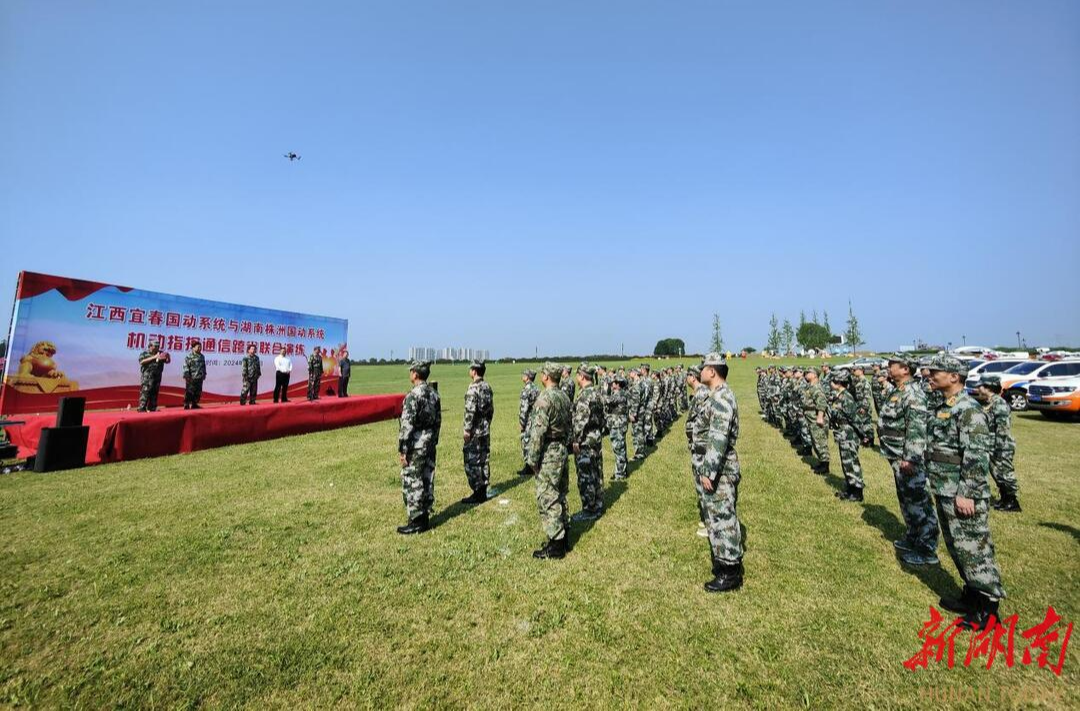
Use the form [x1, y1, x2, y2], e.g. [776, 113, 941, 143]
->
[274, 349, 292, 403]
[240, 344, 262, 405]
[338, 349, 351, 397]
[137, 341, 169, 412]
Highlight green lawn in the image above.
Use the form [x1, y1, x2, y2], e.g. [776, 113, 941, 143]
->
[1, 357, 1076, 708]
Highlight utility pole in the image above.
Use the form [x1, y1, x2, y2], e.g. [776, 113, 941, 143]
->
[961, 335, 966, 346]
[621, 342, 624, 357]
[1016, 331, 1022, 349]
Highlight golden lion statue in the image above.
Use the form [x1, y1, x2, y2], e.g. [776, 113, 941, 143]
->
[5, 340, 78, 395]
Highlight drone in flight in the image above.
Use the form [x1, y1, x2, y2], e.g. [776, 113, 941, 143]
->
[284, 152, 301, 161]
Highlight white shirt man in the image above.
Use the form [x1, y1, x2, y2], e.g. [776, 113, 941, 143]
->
[273, 353, 293, 403]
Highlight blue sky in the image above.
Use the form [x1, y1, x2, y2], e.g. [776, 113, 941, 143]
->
[3, 1, 1078, 357]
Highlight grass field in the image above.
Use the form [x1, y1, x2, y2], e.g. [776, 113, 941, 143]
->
[1, 357, 1077, 708]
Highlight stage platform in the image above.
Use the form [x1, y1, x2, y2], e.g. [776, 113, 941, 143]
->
[5, 394, 404, 465]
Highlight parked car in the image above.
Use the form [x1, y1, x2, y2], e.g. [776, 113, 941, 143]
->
[998, 360, 1080, 411]
[836, 357, 888, 371]
[964, 359, 1032, 393]
[1027, 376, 1080, 420]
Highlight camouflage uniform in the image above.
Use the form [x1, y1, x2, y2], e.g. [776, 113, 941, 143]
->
[181, 349, 206, 408]
[138, 347, 166, 411]
[925, 357, 1005, 602]
[519, 372, 540, 465]
[629, 373, 649, 458]
[800, 375, 831, 466]
[526, 365, 573, 542]
[604, 379, 630, 479]
[645, 372, 659, 444]
[398, 374, 442, 523]
[686, 375, 711, 521]
[559, 368, 575, 402]
[878, 366, 939, 558]
[828, 373, 864, 494]
[307, 351, 323, 400]
[572, 370, 606, 516]
[240, 352, 262, 405]
[462, 371, 494, 495]
[852, 374, 874, 444]
[983, 392, 1019, 499]
[693, 361, 743, 568]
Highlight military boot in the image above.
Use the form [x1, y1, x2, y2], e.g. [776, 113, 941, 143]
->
[960, 593, 1000, 631]
[812, 462, 830, 475]
[460, 487, 487, 505]
[533, 537, 568, 559]
[704, 562, 744, 593]
[846, 486, 864, 502]
[995, 494, 1022, 513]
[396, 514, 430, 535]
[834, 483, 851, 500]
[939, 585, 976, 615]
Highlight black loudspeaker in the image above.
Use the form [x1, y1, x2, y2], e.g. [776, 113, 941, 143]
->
[56, 397, 86, 428]
[33, 426, 90, 472]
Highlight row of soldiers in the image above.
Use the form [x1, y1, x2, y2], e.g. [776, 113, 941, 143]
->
[394, 359, 694, 558]
[756, 354, 1016, 629]
[393, 355, 745, 595]
[134, 340, 328, 411]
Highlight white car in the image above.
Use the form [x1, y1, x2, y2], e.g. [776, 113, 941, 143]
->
[997, 360, 1080, 411]
[1027, 376, 1080, 420]
[964, 359, 1032, 393]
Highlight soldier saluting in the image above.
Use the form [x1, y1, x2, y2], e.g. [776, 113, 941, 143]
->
[137, 341, 169, 412]
[397, 360, 442, 534]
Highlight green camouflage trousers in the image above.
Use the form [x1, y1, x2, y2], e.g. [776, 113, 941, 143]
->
[139, 374, 161, 411]
[990, 452, 1019, 497]
[835, 426, 863, 489]
[520, 428, 531, 464]
[240, 376, 259, 405]
[535, 443, 570, 541]
[463, 435, 490, 492]
[693, 455, 744, 565]
[807, 418, 830, 463]
[307, 374, 321, 400]
[401, 451, 436, 521]
[609, 422, 629, 478]
[575, 446, 604, 514]
[889, 459, 939, 556]
[183, 378, 203, 407]
[935, 496, 1006, 600]
[631, 417, 648, 458]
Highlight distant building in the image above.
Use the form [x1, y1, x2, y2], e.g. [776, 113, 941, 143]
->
[408, 346, 490, 363]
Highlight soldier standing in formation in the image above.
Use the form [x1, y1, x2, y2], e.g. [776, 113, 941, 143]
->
[827, 369, 864, 501]
[604, 374, 630, 480]
[526, 363, 573, 559]
[137, 341, 168, 412]
[307, 346, 323, 401]
[973, 374, 1021, 512]
[571, 364, 606, 520]
[685, 365, 710, 538]
[517, 369, 539, 476]
[878, 355, 940, 566]
[182, 341, 206, 410]
[850, 366, 875, 446]
[924, 355, 1006, 629]
[240, 344, 261, 405]
[396, 360, 441, 535]
[559, 365, 575, 402]
[801, 368, 831, 474]
[628, 369, 648, 460]
[461, 360, 494, 504]
[692, 353, 743, 593]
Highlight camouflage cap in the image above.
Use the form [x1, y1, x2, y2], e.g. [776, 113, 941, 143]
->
[542, 362, 563, 382]
[522, 368, 537, 378]
[469, 359, 485, 370]
[688, 365, 702, 379]
[806, 366, 820, 376]
[887, 354, 919, 372]
[927, 354, 968, 376]
[578, 364, 598, 380]
[702, 352, 726, 367]
[831, 368, 851, 385]
[640, 363, 651, 370]
[408, 359, 431, 371]
[614, 375, 629, 386]
[979, 373, 1003, 388]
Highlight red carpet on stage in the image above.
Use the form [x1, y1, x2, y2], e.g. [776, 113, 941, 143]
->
[7, 394, 404, 465]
